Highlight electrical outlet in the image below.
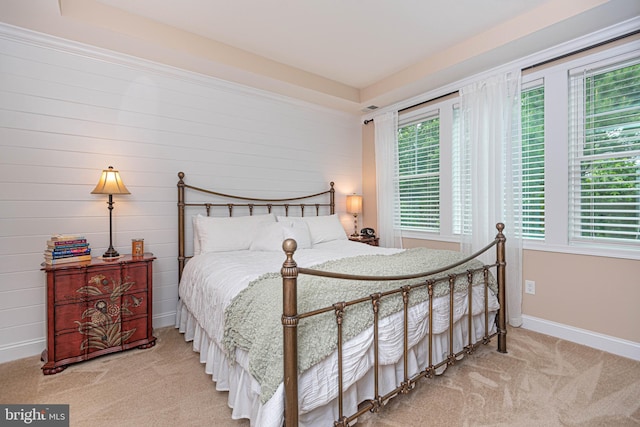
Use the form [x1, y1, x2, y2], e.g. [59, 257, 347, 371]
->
[525, 280, 536, 295]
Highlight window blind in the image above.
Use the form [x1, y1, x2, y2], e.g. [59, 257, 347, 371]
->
[397, 112, 440, 231]
[521, 83, 545, 239]
[568, 58, 640, 245]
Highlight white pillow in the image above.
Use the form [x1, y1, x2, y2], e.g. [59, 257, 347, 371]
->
[281, 219, 312, 249]
[277, 214, 346, 245]
[249, 222, 286, 251]
[196, 213, 276, 253]
[303, 214, 347, 244]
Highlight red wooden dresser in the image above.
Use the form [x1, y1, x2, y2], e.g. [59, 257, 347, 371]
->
[41, 254, 156, 374]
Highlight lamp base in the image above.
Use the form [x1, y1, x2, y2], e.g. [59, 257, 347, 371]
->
[351, 214, 359, 238]
[102, 246, 120, 258]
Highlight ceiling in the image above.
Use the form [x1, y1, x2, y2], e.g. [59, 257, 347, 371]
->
[4, 0, 640, 114]
[95, 0, 551, 89]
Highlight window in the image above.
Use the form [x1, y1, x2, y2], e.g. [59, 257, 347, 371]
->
[521, 82, 545, 239]
[397, 112, 440, 231]
[390, 37, 638, 257]
[569, 58, 640, 246]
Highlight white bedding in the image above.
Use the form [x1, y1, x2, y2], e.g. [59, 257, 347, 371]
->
[176, 240, 499, 426]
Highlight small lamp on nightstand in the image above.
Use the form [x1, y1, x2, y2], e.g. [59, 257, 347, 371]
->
[91, 166, 130, 258]
[346, 194, 362, 237]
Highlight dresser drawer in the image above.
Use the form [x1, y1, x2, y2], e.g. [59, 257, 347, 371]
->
[52, 263, 150, 302]
[54, 290, 149, 335]
[53, 320, 144, 362]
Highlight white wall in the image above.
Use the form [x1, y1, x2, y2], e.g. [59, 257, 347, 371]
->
[0, 24, 362, 363]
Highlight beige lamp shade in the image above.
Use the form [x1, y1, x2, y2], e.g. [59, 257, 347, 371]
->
[91, 166, 130, 195]
[346, 194, 362, 214]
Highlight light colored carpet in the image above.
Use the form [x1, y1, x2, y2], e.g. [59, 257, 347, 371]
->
[1, 326, 638, 426]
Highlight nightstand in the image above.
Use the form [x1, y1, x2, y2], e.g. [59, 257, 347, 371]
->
[41, 254, 156, 375]
[348, 236, 379, 246]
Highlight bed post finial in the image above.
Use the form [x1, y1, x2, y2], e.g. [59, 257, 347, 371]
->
[495, 222, 507, 354]
[282, 239, 299, 427]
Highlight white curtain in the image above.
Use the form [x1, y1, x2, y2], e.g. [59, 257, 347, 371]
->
[373, 111, 403, 248]
[459, 70, 523, 327]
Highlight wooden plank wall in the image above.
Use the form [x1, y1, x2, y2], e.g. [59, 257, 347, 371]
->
[0, 24, 362, 362]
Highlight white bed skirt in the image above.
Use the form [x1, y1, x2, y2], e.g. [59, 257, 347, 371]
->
[175, 293, 498, 427]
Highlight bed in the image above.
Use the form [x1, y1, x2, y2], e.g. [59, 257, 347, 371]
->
[174, 172, 507, 427]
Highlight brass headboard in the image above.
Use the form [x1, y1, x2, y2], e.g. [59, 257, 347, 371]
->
[177, 172, 335, 281]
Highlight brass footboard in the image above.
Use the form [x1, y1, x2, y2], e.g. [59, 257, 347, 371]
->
[282, 223, 507, 427]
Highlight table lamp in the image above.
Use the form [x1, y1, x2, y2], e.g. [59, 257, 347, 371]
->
[346, 194, 362, 237]
[91, 166, 130, 258]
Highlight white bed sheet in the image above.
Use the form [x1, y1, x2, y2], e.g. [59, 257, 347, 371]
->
[176, 240, 499, 426]
[178, 240, 402, 343]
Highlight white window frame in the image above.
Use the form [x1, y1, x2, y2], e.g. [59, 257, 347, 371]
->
[397, 98, 458, 243]
[522, 42, 640, 259]
[568, 55, 640, 247]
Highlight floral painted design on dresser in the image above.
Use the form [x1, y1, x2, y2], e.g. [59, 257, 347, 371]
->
[74, 273, 143, 351]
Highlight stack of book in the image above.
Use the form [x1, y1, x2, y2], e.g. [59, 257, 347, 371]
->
[44, 235, 91, 265]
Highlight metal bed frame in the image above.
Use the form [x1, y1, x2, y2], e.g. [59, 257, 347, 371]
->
[176, 172, 507, 427]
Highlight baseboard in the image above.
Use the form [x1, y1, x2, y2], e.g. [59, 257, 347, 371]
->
[0, 338, 46, 365]
[153, 311, 177, 329]
[521, 315, 640, 361]
[0, 311, 178, 365]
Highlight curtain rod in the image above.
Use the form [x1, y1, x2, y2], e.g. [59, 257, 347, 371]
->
[523, 28, 640, 71]
[364, 28, 640, 126]
[397, 90, 459, 113]
[363, 90, 458, 125]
